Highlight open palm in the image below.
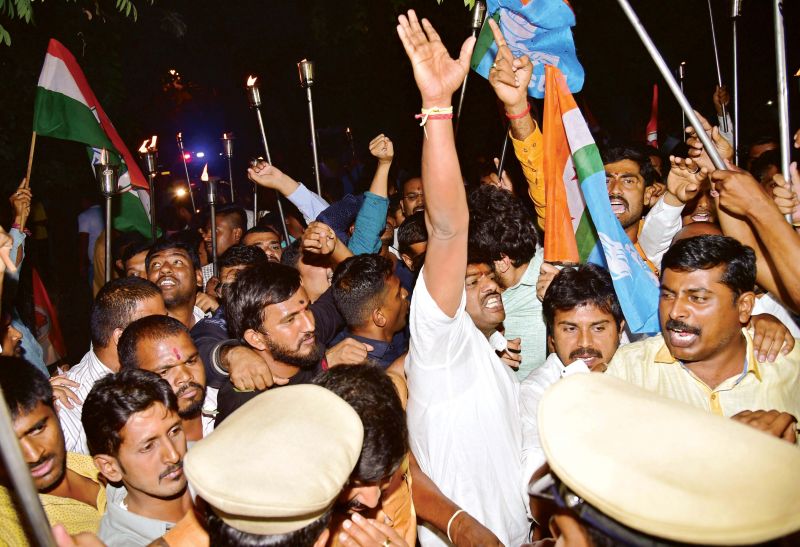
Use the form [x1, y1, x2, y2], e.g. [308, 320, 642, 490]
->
[397, 10, 476, 106]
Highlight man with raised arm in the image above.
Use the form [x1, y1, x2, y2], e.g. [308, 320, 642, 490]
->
[397, 11, 528, 546]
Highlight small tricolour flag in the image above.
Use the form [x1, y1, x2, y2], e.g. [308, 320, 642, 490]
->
[544, 65, 659, 334]
[471, 0, 584, 99]
[33, 39, 153, 238]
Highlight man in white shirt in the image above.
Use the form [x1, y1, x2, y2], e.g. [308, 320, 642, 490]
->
[397, 12, 528, 546]
[520, 264, 624, 493]
[58, 277, 167, 454]
[117, 314, 217, 442]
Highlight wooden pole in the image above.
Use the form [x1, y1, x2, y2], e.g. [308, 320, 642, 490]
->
[24, 132, 36, 188]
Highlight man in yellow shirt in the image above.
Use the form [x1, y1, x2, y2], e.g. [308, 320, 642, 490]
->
[0, 359, 106, 545]
[607, 235, 800, 442]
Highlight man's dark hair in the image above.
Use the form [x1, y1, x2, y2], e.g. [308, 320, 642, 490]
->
[468, 184, 538, 267]
[219, 244, 269, 271]
[280, 240, 302, 269]
[216, 205, 247, 232]
[118, 315, 190, 370]
[397, 211, 427, 257]
[203, 504, 331, 547]
[750, 149, 780, 183]
[0, 358, 53, 419]
[90, 276, 162, 348]
[601, 145, 657, 187]
[661, 235, 756, 299]
[120, 235, 152, 267]
[145, 238, 201, 271]
[82, 368, 178, 457]
[332, 255, 394, 328]
[543, 263, 623, 330]
[226, 263, 302, 339]
[388, 193, 402, 217]
[397, 174, 421, 195]
[244, 225, 282, 241]
[313, 365, 407, 482]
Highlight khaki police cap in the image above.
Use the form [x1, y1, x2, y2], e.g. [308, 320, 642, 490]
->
[185, 384, 363, 535]
[538, 373, 800, 545]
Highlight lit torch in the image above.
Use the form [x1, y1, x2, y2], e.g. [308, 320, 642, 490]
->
[222, 132, 235, 203]
[298, 59, 322, 196]
[139, 136, 159, 242]
[95, 148, 120, 283]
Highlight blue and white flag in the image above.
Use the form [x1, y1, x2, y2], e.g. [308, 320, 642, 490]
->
[471, 0, 584, 99]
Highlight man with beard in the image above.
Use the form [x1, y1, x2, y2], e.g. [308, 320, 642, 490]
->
[190, 244, 267, 389]
[199, 205, 246, 289]
[146, 239, 208, 329]
[242, 225, 283, 263]
[399, 176, 425, 220]
[608, 235, 800, 442]
[118, 315, 217, 443]
[83, 369, 192, 546]
[0, 359, 106, 543]
[397, 13, 528, 546]
[58, 276, 167, 454]
[520, 263, 624, 490]
[214, 262, 343, 424]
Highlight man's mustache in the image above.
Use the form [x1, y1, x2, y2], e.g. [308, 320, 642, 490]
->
[568, 347, 603, 361]
[159, 461, 184, 482]
[665, 319, 701, 336]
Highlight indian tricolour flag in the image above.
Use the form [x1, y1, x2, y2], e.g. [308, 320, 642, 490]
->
[543, 65, 659, 334]
[33, 39, 153, 237]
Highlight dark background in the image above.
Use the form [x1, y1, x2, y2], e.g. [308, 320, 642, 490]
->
[0, 0, 798, 361]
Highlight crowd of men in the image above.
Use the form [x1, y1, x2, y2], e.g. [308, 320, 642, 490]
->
[1, 9, 800, 547]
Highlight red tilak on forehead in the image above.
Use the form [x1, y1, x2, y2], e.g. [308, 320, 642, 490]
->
[172, 347, 182, 361]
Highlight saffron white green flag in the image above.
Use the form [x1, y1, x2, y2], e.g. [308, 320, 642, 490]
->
[33, 39, 153, 238]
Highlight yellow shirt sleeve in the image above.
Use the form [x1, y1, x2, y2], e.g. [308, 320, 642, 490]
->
[511, 125, 545, 231]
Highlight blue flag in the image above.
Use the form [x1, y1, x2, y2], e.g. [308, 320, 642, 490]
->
[471, 0, 584, 99]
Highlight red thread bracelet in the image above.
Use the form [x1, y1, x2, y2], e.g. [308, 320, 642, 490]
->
[505, 103, 531, 119]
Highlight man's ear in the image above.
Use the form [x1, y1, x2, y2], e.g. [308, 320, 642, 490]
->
[373, 307, 387, 329]
[643, 184, 656, 205]
[110, 327, 125, 348]
[114, 259, 124, 272]
[618, 320, 626, 342]
[233, 227, 244, 243]
[195, 269, 203, 289]
[737, 292, 756, 324]
[401, 253, 414, 271]
[93, 454, 123, 483]
[494, 255, 512, 274]
[243, 329, 268, 352]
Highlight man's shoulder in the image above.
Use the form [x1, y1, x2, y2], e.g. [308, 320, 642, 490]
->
[608, 334, 667, 372]
[66, 452, 100, 482]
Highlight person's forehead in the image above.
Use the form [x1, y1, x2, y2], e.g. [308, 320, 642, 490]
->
[142, 333, 195, 360]
[403, 178, 422, 192]
[661, 265, 728, 291]
[13, 401, 53, 436]
[265, 287, 308, 319]
[120, 403, 177, 444]
[554, 302, 615, 324]
[604, 159, 642, 176]
[151, 248, 191, 262]
[466, 263, 492, 276]
[244, 232, 279, 243]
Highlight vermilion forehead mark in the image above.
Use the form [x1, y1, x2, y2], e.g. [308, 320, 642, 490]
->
[172, 347, 182, 360]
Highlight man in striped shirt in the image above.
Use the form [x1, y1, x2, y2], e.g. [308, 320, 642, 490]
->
[57, 276, 167, 454]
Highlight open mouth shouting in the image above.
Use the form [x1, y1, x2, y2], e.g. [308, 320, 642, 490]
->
[609, 196, 629, 216]
[665, 319, 701, 348]
[482, 293, 503, 313]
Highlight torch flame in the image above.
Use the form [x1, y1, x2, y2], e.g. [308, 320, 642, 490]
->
[247, 75, 257, 87]
[223, 132, 233, 140]
[150, 135, 158, 149]
[201, 163, 209, 182]
[138, 140, 149, 154]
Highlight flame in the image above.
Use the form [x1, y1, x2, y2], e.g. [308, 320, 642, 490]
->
[138, 140, 149, 154]
[201, 163, 209, 182]
[177, 131, 182, 139]
[223, 132, 233, 140]
[247, 75, 257, 87]
[150, 135, 158, 149]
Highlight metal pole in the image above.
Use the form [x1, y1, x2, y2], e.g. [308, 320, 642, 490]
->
[679, 62, 687, 141]
[222, 133, 235, 203]
[149, 174, 157, 243]
[497, 130, 510, 177]
[207, 180, 219, 278]
[455, 1, 487, 136]
[773, 0, 793, 224]
[176, 134, 197, 213]
[105, 195, 112, 283]
[616, 0, 725, 170]
[226, 156, 235, 203]
[707, 0, 729, 133]
[253, 107, 290, 243]
[305, 86, 322, 196]
[732, 1, 741, 164]
[0, 388, 57, 547]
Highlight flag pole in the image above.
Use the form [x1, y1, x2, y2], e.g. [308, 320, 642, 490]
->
[731, 0, 742, 164]
[678, 62, 687, 142]
[24, 132, 36, 188]
[706, 0, 729, 133]
[0, 387, 57, 547]
[455, 1, 487, 137]
[773, 0, 793, 224]
[616, 0, 725, 170]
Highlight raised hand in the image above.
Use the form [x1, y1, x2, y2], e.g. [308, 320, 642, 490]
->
[665, 156, 705, 205]
[712, 85, 730, 117]
[685, 110, 734, 172]
[9, 178, 32, 229]
[396, 9, 476, 107]
[369, 134, 394, 165]
[301, 221, 338, 256]
[247, 161, 296, 195]
[487, 18, 532, 114]
[770, 164, 800, 223]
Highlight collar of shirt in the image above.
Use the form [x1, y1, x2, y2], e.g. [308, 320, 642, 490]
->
[102, 484, 174, 542]
[653, 327, 763, 383]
